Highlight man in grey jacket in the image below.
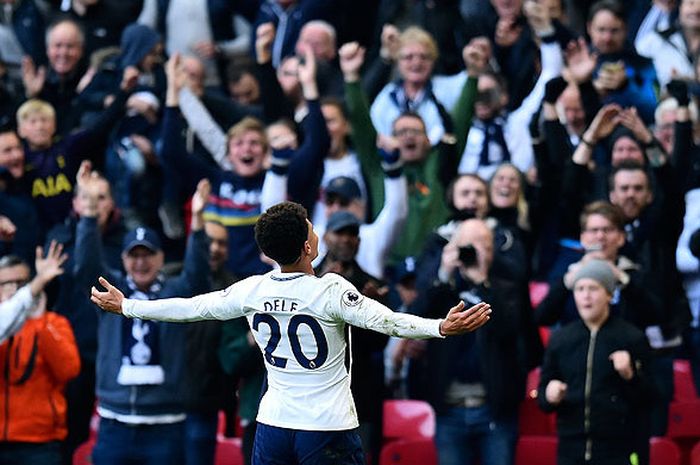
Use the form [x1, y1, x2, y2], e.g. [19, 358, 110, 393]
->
[72, 164, 211, 465]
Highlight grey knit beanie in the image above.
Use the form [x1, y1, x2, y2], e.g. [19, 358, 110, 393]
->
[572, 259, 617, 295]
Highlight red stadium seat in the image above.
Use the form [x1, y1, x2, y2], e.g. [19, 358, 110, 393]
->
[650, 437, 681, 465]
[667, 400, 700, 439]
[519, 398, 556, 436]
[215, 437, 244, 465]
[73, 408, 99, 465]
[528, 281, 550, 308]
[674, 360, 699, 401]
[515, 434, 679, 465]
[519, 368, 556, 435]
[379, 438, 437, 465]
[383, 400, 436, 442]
[515, 435, 557, 465]
[690, 440, 700, 465]
[217, 410, 244, 438]
[525, 367, 540, 395]
[528, 281, 551, 346]
[73, 437, 96, 465]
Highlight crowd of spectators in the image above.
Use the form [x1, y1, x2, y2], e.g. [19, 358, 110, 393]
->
[0, 0, 699, 464]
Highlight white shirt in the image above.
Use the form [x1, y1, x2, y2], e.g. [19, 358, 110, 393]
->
[166, 0, 220, 86]
[0, 285, 36, 344]
[313, 175, 408, 279]
[636, 28, 694, 88]
[261, 166, 408, 280]
[370, 72, 468, 146]
[458, 41, 563, 180]
[122, 271, 444, 430]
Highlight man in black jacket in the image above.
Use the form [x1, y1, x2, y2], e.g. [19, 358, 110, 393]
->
[538, 259, 654, 465]
[408, 218, 541, 465]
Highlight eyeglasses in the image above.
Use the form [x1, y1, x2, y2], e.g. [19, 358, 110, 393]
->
[399, 53, 432, 62]
[393, 128, 424, 137]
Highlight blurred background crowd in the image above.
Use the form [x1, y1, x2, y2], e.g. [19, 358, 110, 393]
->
[0, 0, 699, 464]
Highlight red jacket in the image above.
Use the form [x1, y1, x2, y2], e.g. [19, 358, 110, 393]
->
[0, 311, 80, 442]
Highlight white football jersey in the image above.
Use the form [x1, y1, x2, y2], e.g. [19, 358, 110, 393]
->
[122, 271, 443, 431]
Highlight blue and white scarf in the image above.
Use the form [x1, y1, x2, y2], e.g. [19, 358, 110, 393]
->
[117, 276, 165, 385]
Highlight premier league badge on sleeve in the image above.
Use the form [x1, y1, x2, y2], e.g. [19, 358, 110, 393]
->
[341, 290, 362, 307]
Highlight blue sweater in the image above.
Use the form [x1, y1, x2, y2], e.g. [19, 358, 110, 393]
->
[160, 102, 328, 277]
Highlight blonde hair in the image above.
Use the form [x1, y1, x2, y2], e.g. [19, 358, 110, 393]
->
[398, 26, 438, 62]
[16, 99, 56, 124]
[226, 116, 268, 151]
[491, 163, 530, 232]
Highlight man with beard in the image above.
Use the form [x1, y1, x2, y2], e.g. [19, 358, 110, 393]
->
[609, 164, 690, 433]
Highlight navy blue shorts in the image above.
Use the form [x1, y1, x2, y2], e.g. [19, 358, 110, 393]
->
[252, 423, 365, 465]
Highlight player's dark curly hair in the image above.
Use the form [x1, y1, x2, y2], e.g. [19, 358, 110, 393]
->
[255, 202, 309, 265]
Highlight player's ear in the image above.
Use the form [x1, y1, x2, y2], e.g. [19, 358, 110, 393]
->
[303, 240, 311, 256]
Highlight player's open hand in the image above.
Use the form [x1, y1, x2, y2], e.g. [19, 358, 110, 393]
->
[439, 301, 491, 336]
[91, 276, 125, 315]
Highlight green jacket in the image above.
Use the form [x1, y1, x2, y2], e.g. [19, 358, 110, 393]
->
[344, 76, 478, 263]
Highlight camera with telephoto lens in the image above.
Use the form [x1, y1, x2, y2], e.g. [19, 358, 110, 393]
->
[458, 245, 477, 267]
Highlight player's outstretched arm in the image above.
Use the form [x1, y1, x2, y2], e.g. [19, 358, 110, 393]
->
[438, 301, 491, 336]
[337, 280, 491, 339]
[91, 276, 125, 314]
[92, 277, 247, 322]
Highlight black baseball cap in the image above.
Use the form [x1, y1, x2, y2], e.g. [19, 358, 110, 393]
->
[325, 176, 361, 201]
[122, 226, 162, 253]
[326, 211, 361, 235]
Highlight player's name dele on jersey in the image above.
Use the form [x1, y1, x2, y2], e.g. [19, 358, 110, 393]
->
[263, 299, 299, 312]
